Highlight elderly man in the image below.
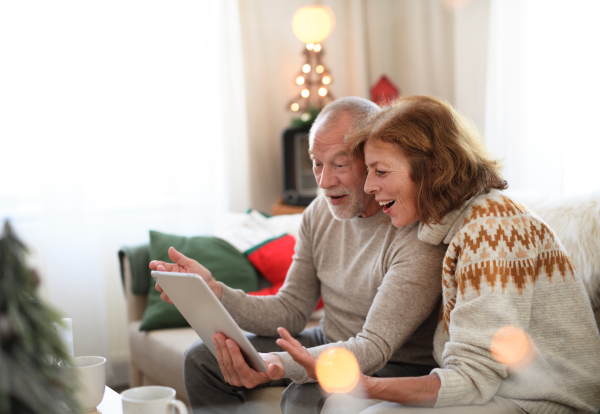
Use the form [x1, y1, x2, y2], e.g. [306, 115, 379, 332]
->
[151, 97, 448, 414]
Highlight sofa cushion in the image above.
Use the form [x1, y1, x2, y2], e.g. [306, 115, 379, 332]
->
[246, 234, 295, 296]
[139, 231, 260, 331]
[245, 234, 324, 310]
[214, 210, 304, 252]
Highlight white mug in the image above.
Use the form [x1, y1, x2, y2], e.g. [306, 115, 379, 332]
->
[59, 356, 106, 412]
[121, 386, 188, 414]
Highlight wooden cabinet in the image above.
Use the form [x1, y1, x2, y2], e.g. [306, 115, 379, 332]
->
[271, 197, 307, 216]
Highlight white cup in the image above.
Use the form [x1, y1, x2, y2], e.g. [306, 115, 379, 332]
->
[59, 356, 106, 412]
[121, 386, 188, 414]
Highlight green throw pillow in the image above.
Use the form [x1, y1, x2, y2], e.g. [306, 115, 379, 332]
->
[139, 230, 260, 331]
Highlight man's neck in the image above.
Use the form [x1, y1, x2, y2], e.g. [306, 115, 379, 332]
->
[358, 197, 381, 219]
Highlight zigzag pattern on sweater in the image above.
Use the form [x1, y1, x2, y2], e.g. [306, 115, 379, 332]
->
[438, 195, 577, 333]
[455, 251, 576, 297]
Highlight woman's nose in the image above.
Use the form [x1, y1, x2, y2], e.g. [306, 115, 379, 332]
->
[364, 172, 378, 194]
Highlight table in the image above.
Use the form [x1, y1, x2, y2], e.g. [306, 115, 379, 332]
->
[90, 386, 122, 414]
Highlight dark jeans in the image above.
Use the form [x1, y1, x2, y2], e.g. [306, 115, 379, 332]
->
[183, 326, 433, 414]
[183, 326, 327, 414]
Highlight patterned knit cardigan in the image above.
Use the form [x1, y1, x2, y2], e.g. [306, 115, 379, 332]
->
[418, 190, 600, 414]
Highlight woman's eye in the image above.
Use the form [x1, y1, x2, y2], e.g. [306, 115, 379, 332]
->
[376, 170, 386, 176]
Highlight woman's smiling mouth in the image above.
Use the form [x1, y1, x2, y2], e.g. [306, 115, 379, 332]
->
[379, 200, 395, 213]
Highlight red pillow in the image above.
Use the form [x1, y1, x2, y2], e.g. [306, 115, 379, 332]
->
[247, 235, 323, 309]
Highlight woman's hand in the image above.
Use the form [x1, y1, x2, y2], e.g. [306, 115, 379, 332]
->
[275, 327, 318, 379]
[150, 247, 223, 302]
[277, 327, 371, 395]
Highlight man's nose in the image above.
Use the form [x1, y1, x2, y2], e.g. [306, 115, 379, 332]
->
[318, 165, 339, 189]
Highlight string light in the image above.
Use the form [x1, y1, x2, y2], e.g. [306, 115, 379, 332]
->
[288, 6, 336, 114]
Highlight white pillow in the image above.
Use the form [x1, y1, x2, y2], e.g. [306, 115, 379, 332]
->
[213, 210, 303, 253]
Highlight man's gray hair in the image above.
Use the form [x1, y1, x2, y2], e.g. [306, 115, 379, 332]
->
[309, 97, 381, 145]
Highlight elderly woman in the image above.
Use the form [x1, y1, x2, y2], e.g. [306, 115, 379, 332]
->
[277, 95, 600, 413]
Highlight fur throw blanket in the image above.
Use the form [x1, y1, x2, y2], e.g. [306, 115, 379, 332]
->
[523, 193, 600, 309]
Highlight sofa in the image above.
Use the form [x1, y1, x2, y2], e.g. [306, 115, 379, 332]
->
[119, 210, 321, 412]
[119, 193, 600, 412]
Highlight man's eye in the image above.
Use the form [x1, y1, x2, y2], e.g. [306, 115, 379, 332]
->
[376, 170, 387, 176]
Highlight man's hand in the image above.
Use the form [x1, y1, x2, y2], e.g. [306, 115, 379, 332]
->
[150, 247, 223, 302]
[275, 327, 317, 379]
[212, 333, 284, 389]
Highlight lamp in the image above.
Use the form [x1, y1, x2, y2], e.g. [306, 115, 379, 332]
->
[292, 6, 336, 44]
[288, 6, 336, 120]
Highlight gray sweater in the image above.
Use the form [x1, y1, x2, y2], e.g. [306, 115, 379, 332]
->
[220, 195, 448, 383]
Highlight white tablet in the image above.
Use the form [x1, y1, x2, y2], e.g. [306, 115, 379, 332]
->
[151, 271, 267, 373]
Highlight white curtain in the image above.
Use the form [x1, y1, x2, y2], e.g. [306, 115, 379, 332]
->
[485, 0, 600, 198]
[0, 0, 249, 385]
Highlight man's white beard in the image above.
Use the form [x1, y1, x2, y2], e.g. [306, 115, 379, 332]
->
[323, 188, 366, 220]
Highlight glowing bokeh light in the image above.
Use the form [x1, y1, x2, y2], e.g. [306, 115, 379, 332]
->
[318, 87, 328, 97]
[301, 89, 310, 98]
[441, 0, 471, 9]
[291, 103, 300, 112]
[302, 64, 311, 74]
[316, 65, 324, 74]
[314, 43, 322, 52]
[296, 76, 305, 85]
[292, 6, 336, 44]
[316, 348, 360, 393]
[300, 112, 310, 122]
[490, 326, 530, 365]
[306, 43, 314, 51]
[322, 76, 331, 85]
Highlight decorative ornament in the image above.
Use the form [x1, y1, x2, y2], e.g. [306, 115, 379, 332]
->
[370, 75, 400, 107]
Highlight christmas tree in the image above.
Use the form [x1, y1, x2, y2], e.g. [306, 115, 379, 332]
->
[0, 221, 79, 413]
